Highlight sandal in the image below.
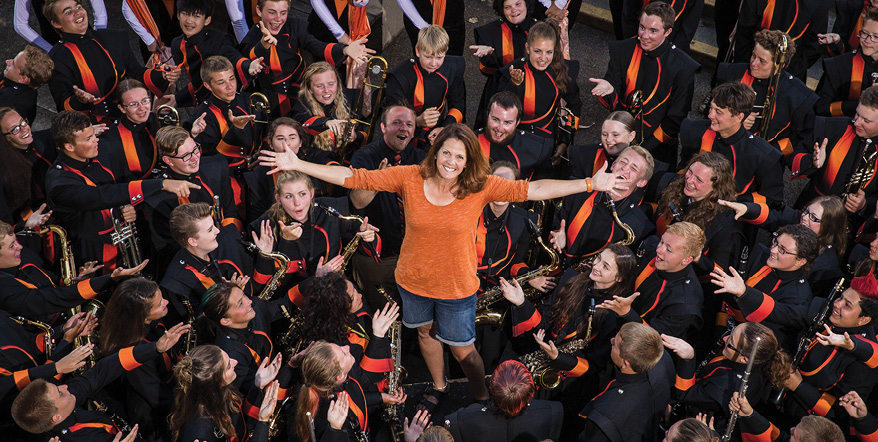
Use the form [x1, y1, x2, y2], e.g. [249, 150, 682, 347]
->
[418, 378, 449, 413]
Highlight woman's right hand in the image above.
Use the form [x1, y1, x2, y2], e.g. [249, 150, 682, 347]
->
[326, 119, 347, 138]
[718, 199, 748, 220]
[549, 220, 566, 252]
[315, 255, 344, 276]
[499, 277, 526, 306]
[257, 380, 280, 422]
[729, 391, 753, 417]
[259, 145, 302, 174]
[533, 329, 559, 360]
[255, 352, 283, 389]
[372, 302, 400, 338]
[404, 409, 431, 442]
[277, 221, 303, 241]
[112, 424, 139, 442]
[327, 391, 350, 430]
[55, 343, 94, 374]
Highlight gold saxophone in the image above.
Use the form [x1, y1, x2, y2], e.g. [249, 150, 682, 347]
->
[627, 90, 644, 145]
[181, 299, 197, 354]
[315, 203, 378, 273]
[10, 316, 54, 357]
[752, 34, 790, 140]
[475, 219, 560, 327]
[72, 299, 104, 374]
[110, 208, 144, 269]
[377, 286, 405, 441]
[519, 298, 596, 389]
[17, 225, 77, 286]
[278, 305, 305, 358]
[240, 240, 291, 301]
[570, 198, 635, 273]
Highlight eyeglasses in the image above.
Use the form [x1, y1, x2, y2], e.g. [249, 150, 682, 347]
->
[3, 118, 28, 136]
[167, 143, 202, 162]
[770, 237, 798, 257]
[859, 31, 878, 43]
[801, 208, 822, 224]
[123, 97, 152, 109]
[725, 337, 743, 355]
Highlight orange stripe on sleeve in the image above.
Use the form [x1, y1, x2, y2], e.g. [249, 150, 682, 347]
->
[447, 108, 463, 123]
[830, 102, 844, 116]
[744, 293, 776, 322]
[811, 393, 835, 416]
[13, 371, 30, 390]
[512, 309, 542, 337]
[118, 347, 141, 371]
[76, 279, 99, 299]
[561, 357, 589, 377]
[675, 375, 696, 391]
[127, 181, 145, 206]
[359, 355, 393, 373]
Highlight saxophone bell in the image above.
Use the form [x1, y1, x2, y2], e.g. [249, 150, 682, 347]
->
[249, 92, 271, 124]
[10, 316, 55, 357]
[240, 240, 291, 300]
[315, 202, 380, 270]
[156, 105, 180, 128]
[627, 90, 644, 145]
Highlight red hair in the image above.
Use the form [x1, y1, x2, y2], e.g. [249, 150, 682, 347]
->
[852, 274, 878, 300]
[489, 360, 535, 417]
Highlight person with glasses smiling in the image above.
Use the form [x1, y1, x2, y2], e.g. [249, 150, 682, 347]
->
[95, 79, 159, 183]
[817, 7, 878, 118]
[663, 322, 792, 435]
[710, 224, 820, 345]
[0, 107, 55, 231]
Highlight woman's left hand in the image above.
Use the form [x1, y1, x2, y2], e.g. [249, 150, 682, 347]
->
[255, 352, 283, 388]
[327, 392, 350, 430]
[356, 216, 379, 242]
[257, 380, 280, 422]
[527, 275, 556, 293]
[590, 161, 623, 198]
[371, 301, 400, 338]
[252, 219, 275, 253]
[382, 387, 406, 405]
[62, 312, 97, 342]
[259, 145, 301, 174]
[156, 322, 190, 353]
[661, 333, 695, 360]
[533, 329, 559, 360]
[596, 292, 639, 316]
[224, 272, 250, 290]
[24, 204, 52, 230]
[315, 255, 344, 276]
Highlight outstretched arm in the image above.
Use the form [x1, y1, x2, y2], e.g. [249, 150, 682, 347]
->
[527, 162, 621, 200]
[259, 147, 353, 186]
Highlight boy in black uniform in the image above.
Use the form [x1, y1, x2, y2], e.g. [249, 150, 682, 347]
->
[96, 79, 160, 183]
[680, 82, 785, 209]
[348, 104, 425, 308]
[816, 7, 878, 118]
[1, 45, 54, 124]
[578, 322, 675, 442]
[170, 0, 263, 108]
[385, 25, 465, 149]
[45, 111, 200, 274]
[44, 0, 178, 122]
[601, 222, 705, 339]
[591, 1, 699, 167]
[618, 0, 705, 53]
[476, 92, 553, 180]
[791, 85, 878, 208]
[716, 30, 817, 162]
[10, 327, 188, 441]
[818, 0, 876, 56]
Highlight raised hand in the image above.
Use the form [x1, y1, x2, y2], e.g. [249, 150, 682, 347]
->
[24, 203, 52, 230]
[527, 275, 557, 293]
[403, 409, 432, 442]
[156, 322, 191, 353]
[356, 216, 379, 242]
[840, 391, 868, 419]
[162, 179, 201, 197]
[315, 255, 344, 276]
[62, 312, 96, 342]
[252, 219, 275, 253]
[55, 342, 94, 374]
[76, 260, 103, 280]
[277, 220, 303, 241]
[343, 38, 375, 63]
[469, 45, 495, 57]
[815, 323, 855, 350]
[258, 380, 280, 422]
[596, 292, 640, 316]
[255, 352, 283, 389]
[510, 68, 524, 86]
[112, 424, 139, 442]
[813, 138, 829, 169]
[372, 301, 400, 338]
[533, 329, 559, 360]
[224, 272, 251, 290]
[327, 391, 350, 430]
[717, 199, 747, 220]
[661, 333, 695, 360]
[259, 21, 278, 48]
[259, 145, 301, 174]
[591, 161, 624, 198]
[228, 110, 256, 129]
[710, 266, 747, 297]
[549, 219, 567, 252]
[72, 85, 97, 104]
[110, 259, 149, 281]
[190, 112, 208, 137]
[499, 277, 525, 306]
[589, 78, 614, 96]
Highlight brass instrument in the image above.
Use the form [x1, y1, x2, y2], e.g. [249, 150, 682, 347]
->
[240, 240, 291, 300]
[211, 195, 222, 225]
[264, 396, 290, 440]
[337, 57, 388, 160]
[378, 286, 405, 441]
[93, 400, 141, 439]
[72, 299, 104, 374]
[249, 92, 271, 124]
[844, 138, 877, 197]
[519, 298, 595, 389]
[554, 106, 576, 148]
[627, 90, 644, 145]
[181, 299, 197, 354]
[475, 219, 560, 327]
[110, 208, 145, 269]
[570, 198, 635, 273]
[156, 105, 179, 128]
[17, 225, 76, 286]
[315, 203, 379, 272]
[722, 337, 762, 442]
[752, 34, 789, 139]
[10, 316, 54, 357]
[278, 305, 305, 357]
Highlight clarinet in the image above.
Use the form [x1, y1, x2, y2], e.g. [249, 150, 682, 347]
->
[93, 401, 141, 439]
[723, 337, 762, 442]
[737, 246, 750, 276]
[771, 278, 845, 408]
[668, 201, 683, 222]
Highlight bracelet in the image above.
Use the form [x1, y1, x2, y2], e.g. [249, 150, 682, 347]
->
[585, 178, 593, 193]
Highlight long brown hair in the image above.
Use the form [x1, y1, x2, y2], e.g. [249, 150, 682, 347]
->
[169, 345, 241, 441]
[419, 124, 492, 199]
[737, 322, 792, 389]
[527, 20, 570, 94]
[295, 341, 343, 442]
[658, 152, 736, 232]
[98, 278, 160, 355]
[552, 244, 637, 336]
[0, 108, 34, 212]
[805, 196, 848, 258]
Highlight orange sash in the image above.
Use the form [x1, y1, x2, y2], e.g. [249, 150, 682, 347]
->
[431, 0, 447, 27]
[822, 125, 858, 190]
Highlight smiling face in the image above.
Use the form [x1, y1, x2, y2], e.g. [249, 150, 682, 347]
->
[861, 19, 878, 58]
[163, 137, 201, 175]
[0, 234, 23, 268]
[749, 44, 775, 80]
[831, 288, 871, 328]
[601, 119, 636, 156]
[51, 0, 89, 35]
[708, 102, 744, 138]
[1, 111, 33, 149]
[178, 9, 211, 38]
[276, 180, 314, 223]
[655, 231, 693, 272]
[118, 87, 151, 125]
[800, 201, 824, 235]
[853, 104, 878, 139]
[64, 125, 98, 161]
[766, 233, 807, 271]
[486, 102, 519, 146]
[221, 286, 255, 328]
[637, 13, 671, 52]
[502, 0, 526, 24]
[186, 216, 219, 255]
[526, 38, 554, 71]
[435, 138, 467, 182]
[329, 343, 356, 380]
[309, 70, 338, 106]
[610, 149, 649, 195]
[683, 161, 715, 201]
[722, 324, 747, 362]
[257, 0, 289, 35]
[415, 48, 445, 74]
[589, 249, 621, 289]
[269, 124, 302, 155]
[381, 106, 416, 152]
[144, 289, 169, 323]
[346, 280, 363, 313]
[204, 69, 237, 103]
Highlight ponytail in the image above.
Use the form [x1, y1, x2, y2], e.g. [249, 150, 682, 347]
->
[739, 322, 793, 389]
[295, 341, 344, 442]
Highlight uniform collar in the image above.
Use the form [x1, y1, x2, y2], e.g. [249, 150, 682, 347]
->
[59, 28, 95, 43]
[717, 125, 749, 145]
[59, 153, 93, 169]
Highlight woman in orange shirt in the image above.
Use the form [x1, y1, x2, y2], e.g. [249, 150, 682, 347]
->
[259, 123, 622, 406]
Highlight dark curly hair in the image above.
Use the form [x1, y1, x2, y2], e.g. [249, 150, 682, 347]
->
[302, 273, 356, 344]
[658, 151, 737, 233]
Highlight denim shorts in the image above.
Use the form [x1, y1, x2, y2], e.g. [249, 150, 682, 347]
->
[397, 284, 477, 346]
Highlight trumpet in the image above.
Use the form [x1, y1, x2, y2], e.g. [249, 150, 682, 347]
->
[249, 92, 271, 124]
[752, 34, 789, 139]
[10, 316, 54, 357]
[627, 90, 644, 145]
[315, 202, 379, 272]
[110, 208, 145, 269]
[844, 138, 877, 198]
[519, 298, 595, 389]
[240, 240, 291, 300]
[156, 105, 179, 128]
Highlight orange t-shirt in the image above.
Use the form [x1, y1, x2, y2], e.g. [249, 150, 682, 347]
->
[344, 165, 530, 299]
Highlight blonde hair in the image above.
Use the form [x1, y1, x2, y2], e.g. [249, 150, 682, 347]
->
[617, 322, 663, 373]
[298, 62, 349, 151]
[295, 342, 343, 442]
[267, 170, 314, 227]
[666, 221, 706, 259]
[416, 25, 450, 55]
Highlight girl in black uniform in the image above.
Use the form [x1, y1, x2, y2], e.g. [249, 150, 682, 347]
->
[292, 62, 364, 157]
[170, 344, 279, 442]
[567, 111, 637, 180]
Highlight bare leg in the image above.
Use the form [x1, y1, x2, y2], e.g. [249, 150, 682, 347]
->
[417, 323, 447, 389]
[449, 344, 489, 401]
